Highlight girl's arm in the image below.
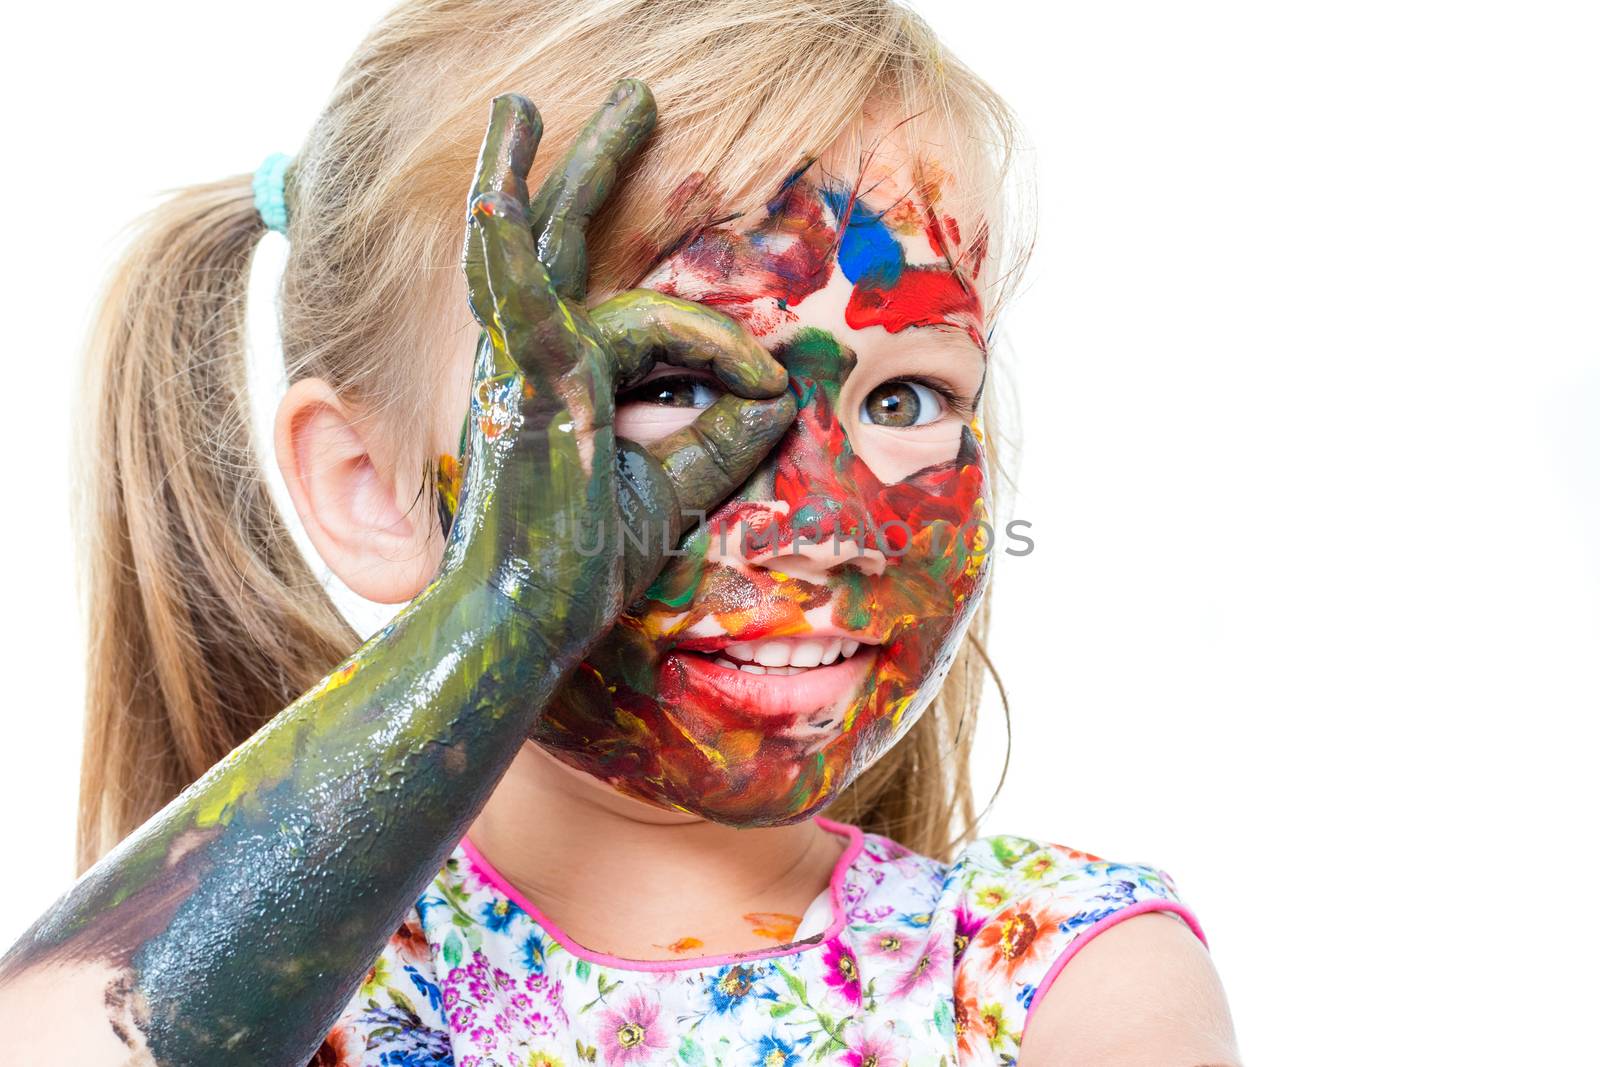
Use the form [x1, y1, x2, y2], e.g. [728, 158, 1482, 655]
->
[0, 83, 793, 1066]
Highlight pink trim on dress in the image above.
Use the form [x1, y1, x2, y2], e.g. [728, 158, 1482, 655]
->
[457, 815, 865, 974]
[1021, 900, 1208, 1029]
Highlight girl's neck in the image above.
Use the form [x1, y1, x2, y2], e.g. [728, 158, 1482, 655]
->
[466, 743, 847, 962]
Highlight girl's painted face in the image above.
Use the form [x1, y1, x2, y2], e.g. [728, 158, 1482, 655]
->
[532, 158, 991, 826]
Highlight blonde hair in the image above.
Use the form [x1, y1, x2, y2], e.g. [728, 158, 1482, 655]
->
[76, 0, 1027, 872]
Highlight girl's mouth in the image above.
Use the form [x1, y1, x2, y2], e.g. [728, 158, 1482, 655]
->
[664, 635, 879, 722]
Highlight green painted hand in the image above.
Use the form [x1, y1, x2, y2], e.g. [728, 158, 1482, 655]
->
[446, 83, 794, 659]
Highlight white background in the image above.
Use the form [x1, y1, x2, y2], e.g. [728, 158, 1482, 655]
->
[1, 2, 1596, 1062]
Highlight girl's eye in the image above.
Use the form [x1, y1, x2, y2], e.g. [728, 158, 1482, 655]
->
[860, 379, 946, 428]
[618, 374, 720, 409]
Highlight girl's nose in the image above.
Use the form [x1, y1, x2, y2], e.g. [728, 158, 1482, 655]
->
[745, 534, 887, 580]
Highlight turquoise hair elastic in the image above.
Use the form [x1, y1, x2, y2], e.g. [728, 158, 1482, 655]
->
[252, 152, 292, 235]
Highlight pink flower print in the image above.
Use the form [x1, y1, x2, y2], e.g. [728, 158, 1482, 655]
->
[951, 905, 983, 962]
[458, 856, 495, 895]
[821, 938, 862, 1007]
[890, 935, 951, 999]
[595, 990, 671, 1064]
[842, 1020, 906, 1067]
[861, 928, 917, 968]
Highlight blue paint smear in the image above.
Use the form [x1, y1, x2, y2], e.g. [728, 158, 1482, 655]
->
[821, 184, 904, 287]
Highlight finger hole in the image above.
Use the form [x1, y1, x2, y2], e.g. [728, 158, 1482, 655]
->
[593, 292, 787, 399]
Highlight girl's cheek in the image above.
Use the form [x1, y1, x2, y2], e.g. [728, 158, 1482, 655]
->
[848, 423, 969, 486]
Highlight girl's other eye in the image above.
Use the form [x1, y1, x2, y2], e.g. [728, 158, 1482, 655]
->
[619, 374, 720, 409]
[860, 379, 947, 428]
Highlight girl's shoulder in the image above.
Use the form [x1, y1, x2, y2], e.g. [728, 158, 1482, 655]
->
[951, 833, 1204, 1048]
[851, 826, 1205, 1045]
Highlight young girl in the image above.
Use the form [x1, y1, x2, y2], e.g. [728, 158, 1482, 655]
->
[0, 1, 1236, 1064]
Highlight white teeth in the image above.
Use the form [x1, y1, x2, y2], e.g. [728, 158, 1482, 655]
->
[710, 636, 870, 672]
[755, 640, 792, 668]
[790, 639, 824, 668]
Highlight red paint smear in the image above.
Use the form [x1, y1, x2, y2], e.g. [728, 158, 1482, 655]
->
[922, 201, 954, 264]
[944, 214, 962, 247]
[648, 178, 836, 328]
[846, 266, 985, 350]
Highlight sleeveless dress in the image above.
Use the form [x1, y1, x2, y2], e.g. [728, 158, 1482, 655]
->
[315, 818, 1204, 1067]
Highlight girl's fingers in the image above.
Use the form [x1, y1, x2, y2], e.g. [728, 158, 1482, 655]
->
[466, 192, 571, 373]
[528, 79, 657, 300]
[612, 441, 681, 601]
[589, 290, 789, 399]
[645, 392, 797, 518]
[469, 94, 543, 207]
[463, 96, 542, 340]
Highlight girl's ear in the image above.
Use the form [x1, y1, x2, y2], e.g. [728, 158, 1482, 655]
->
[274, 378, 442, 603]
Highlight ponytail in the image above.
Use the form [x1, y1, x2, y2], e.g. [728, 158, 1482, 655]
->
[75, 174, 355, 871]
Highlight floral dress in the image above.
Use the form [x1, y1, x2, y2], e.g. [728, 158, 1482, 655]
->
[316, 818, 1203, 1067]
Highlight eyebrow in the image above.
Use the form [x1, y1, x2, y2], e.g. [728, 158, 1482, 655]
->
[876, 323, 989, 368]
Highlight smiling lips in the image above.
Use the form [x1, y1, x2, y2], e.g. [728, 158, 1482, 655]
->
[666, 634, 879, 722]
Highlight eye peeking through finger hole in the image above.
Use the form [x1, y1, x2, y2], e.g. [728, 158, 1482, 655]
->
[614, 368, 723, 441]
[626, 374, 720, 410]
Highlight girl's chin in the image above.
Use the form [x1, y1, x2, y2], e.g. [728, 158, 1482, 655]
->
[607, 776, 842, 829]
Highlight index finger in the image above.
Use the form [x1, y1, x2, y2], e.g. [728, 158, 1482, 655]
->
[529, 79, 657, 301]
[469, 93, 543, 209]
